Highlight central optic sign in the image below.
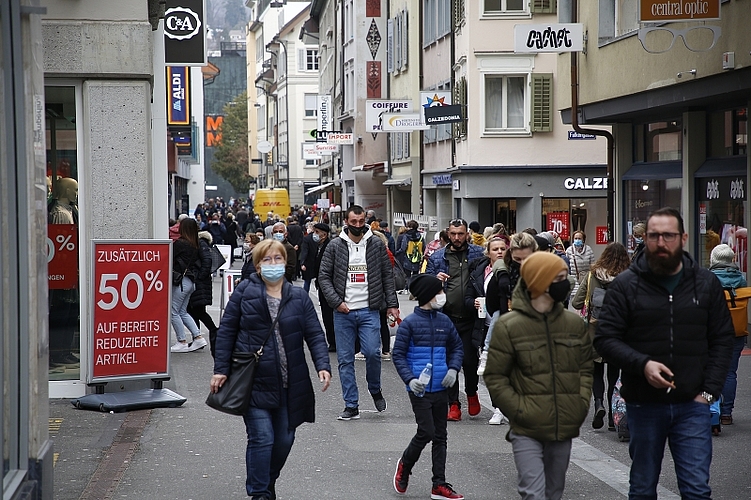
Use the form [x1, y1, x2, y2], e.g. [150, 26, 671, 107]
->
[639, 0, 720, 22]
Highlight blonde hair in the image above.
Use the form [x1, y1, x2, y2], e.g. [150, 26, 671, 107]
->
[504, 232, 538, 265]
[251, 239, 287, 267]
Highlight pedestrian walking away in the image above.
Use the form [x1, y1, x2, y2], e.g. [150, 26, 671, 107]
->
[170, 218, 206, 353]
[318, 205, 400, 420]
[187, 230, 219, 355]
[210, 239, 332, 500]
[392, 274, 465, 500]
[595, 207, 734, 500]
[484, 251, 593, 500]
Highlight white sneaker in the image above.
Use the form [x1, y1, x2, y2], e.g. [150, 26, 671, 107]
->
[489, 408, 508, 425]
[189, 337, 208, 352]
[171, 342, 190, 353]
[354, 352, 366, 361]
[477, 350, 488, 376]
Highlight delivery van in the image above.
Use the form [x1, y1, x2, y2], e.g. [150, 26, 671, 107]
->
[254, 188, 290, 218]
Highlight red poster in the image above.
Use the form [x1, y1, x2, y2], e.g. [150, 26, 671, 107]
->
[596, 226, 609, 245]
[547, 212, 570, 241]
[47, 225, 78, 289]
[366, 0, 381, 17]
[91, 241, 172, 380]
[366, 61, 381, 98]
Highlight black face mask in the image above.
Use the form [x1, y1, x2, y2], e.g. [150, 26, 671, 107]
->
[347, 225, 365, 237]
[547, 280, 571, 303]
[508, 260, 521, 271]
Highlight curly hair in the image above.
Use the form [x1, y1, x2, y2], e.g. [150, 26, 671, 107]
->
[590, 242, 630, 276]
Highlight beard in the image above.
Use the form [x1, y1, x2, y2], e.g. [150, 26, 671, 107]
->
[645, 246, 683, 276]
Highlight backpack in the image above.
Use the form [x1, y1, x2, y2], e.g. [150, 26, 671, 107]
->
[406, 237, 424, 265]
[723, 287, 751, 337]
[585, 273, 608, 323]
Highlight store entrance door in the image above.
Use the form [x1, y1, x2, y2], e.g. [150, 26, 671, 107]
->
[493, 199, 516, 234]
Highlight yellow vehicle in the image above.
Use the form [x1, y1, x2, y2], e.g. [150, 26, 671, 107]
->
[253, 188, 290, 218]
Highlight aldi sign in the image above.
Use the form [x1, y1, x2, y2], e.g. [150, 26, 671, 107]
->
[167, 66, 190, 126]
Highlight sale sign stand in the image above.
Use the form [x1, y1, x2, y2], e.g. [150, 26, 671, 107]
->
[221, 270, 244, 315]
[72, 240, 186, 412]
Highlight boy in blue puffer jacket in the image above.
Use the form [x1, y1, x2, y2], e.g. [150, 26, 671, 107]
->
[392, 274, 465, 500]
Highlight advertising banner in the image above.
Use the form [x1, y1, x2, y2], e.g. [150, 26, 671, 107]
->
[221, 270, 243, 310]
[547, 211, 570, 241]
[164, 0, 207, 65]
[382, 113, 430, 131]
[47, 224, 78, 290]
[317, 95, 332, 133]
[167, 66, 191, 126]
[91, 241, 172, 382]
[595, 226, 609, 245]
[365, 99, 412, 133]
[424, 105, 463, 125]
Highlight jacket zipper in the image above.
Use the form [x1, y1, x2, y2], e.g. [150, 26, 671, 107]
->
[429, 312, 435, 393]
[543, 315, 559, 440]
[668, 294, 674, 373]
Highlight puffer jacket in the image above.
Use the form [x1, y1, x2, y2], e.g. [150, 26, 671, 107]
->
[318, 229, 398, 311]
[173, 238, 201, 281]
[709, 262, 747, 290]
[566, 244, 595, 297]
[189, 231, 214, 307]
[594, 251, 734, 404]
[214, 274, 331, 430]
[484, 280, 593, 442]
[392, 307, 463, 394]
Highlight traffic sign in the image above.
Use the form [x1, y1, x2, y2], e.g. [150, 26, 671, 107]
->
[257, 140, 273, 154]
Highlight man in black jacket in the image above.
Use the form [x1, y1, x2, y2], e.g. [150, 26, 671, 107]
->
[310, 223, 335, 351]
[594, 207, 733, 500]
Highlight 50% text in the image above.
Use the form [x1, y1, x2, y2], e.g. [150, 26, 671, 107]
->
[97, 270, 163, 311]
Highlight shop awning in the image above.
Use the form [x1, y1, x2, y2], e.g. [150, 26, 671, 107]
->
[694, 156, 747, 178]
[304, 182, 334, 195]
[622, 161, 682, 180]
[382, 177, 411, 186]
[353, 162, 387, 173]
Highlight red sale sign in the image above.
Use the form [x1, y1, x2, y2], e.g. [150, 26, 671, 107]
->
[547, 212, 570, 241]
[90, 241, 172, 381]
[596, 226, 609, 245]
[47, 225, 78, 289]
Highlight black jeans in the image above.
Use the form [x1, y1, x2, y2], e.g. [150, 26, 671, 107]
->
[402, 390, 448, 486]
[379, 310, 391, 354]
[447, 316, 479, 406]
[317, 286, 336, 349]
[593, 361, 620, 412]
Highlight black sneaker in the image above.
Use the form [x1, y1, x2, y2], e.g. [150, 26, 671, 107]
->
[372, 391, 387, 412]
[337, 407, 360, 421]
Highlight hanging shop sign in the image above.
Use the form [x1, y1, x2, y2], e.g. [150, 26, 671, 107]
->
[514, 24, 584, 53]
[639, 0, 720, 23]
[317, 95, 332, 134]
[698, 177, 746, 202]
[547, 211, 570, 241]
[424, 105, 463, 125]
[302, 142, 321, 160]
[164, 0, 207, 66]
[316, 143, 339, 155]
[366, 100, 412, 132]
[206, 115, 223, 147]
[327, 132, 354, 145]
[382, 113, 430, 131]
[167, 66, 191, 126]
[47, 224, 78, 290]
[90, 240, 172, 382]
[564, 177, 608, 190]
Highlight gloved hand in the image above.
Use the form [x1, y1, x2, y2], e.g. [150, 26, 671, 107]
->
[441, 369, 458, 388]
[408, 379, 426, 394]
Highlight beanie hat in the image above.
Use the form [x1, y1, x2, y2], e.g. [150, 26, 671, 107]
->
[520, 252, 568, 299]
[533, 235, 551, 252]
[409, 274, 444, 306]
[313, 222, 330, 233]
[469, 221, 481, 233]
[710, 244, 735, 266]
[539, 231, 556, 246]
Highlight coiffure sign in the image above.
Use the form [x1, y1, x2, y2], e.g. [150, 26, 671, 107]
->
[365, 100, 413, 133]
[164, 0, 207, 66]
[564, 177, 608, 190]
[639, 0, 720, 22]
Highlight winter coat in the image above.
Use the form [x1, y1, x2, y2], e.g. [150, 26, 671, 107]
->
[709, 263, 747, 290]
[398, 228, 424, 272]
[282, 240, 297, 283]
[169, 222, 180, 241]
[465, 256, 501, 348]
[173, 238, 201, 281]
[225, 220, 238, 250]
[392, 307, 464, 394]
[571, 268, 618, 360]
[207, 221, 227, 245]
[484, 280, 593, 442]
[214, 274, 331, 430]
[426, 243, 485, 278]
[189, 232, 214, 308]
[286, 223, 304, 249]
[318, 229, 398, 311]
[313, 237, 330, 284]
[299, 233, 318, 281]
[594, 251, 734, 404]
[241, 254, 257, 281]
[566, 244, 595, 296]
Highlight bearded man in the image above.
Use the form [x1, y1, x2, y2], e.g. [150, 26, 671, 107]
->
[594, 207, 733, 500]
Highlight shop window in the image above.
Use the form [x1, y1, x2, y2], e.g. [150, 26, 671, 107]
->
[697, 176, 747, 275]
[707, 108, 747, 157]
[623, 178, 682, 255]
[304, 94, 317, 117]
[599, 0, 639, 43]
[634, 120, 682, 162]
[46, 85, 81, 381]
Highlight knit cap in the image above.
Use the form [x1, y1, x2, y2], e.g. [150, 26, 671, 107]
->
[710, 244, 735, 266]
[534, 235, 551, 252]
[409, 274, 444, 306]
[520, 251, 569, 299]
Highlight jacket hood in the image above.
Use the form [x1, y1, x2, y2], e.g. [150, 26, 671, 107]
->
[593, 267, 617, 284]
[709, 262, 740, 272]
[198, 231, 213, 244]
[339, 226, 372, 244]
[406, 228, 422, 241]
[510, 278, 566, 321]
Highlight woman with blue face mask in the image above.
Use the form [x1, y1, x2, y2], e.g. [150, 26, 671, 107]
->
[565, 230, 595, 301]
[210, 239, 332, 499]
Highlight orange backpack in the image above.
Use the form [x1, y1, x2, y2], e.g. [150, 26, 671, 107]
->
[723, 287, 751, 337]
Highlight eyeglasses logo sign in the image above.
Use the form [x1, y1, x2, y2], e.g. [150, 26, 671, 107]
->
[165, 7, 202, 41]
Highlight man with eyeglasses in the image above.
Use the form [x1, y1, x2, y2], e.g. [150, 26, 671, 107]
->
[425, 218, 485, 421]
[594, 207, 733, 500]
[318, 205, 400, 421]
[271, 222, 297, 283]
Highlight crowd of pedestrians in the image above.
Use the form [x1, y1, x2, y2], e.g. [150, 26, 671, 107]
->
[167, 199, 741, 500]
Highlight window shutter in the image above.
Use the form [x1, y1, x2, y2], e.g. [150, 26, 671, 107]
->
[452, 77, 467, 138]
[530, 0, 556, 14]
[297, 49, 305, 71]
[531, 73, 553, 132]
[403, 11, 408, 69]
[454, 0, 465, 29]
[387, 19, 394, 73]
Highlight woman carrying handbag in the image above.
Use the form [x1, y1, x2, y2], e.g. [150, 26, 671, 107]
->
[210, 239, 331, 500]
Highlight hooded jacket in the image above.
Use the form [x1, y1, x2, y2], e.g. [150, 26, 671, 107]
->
[709, 262, 747, 290]
[594, 251, 734, 403]
[318, 228, 398, 311]
[483, 280, 593, 442]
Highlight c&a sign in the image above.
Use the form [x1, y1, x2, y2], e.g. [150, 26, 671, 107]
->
[164, 0, 206, 66]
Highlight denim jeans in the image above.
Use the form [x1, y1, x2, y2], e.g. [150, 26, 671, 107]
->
[626, 401, 712, 500]
[484, 310, 501, 351]
[721, 336, 746, 416]
[243, 393, 295, 498]
[303, 279, 311, 293]
[334, 308, 381, 408]
[402, 390, 448, 486]
[171, 276, 200, 342]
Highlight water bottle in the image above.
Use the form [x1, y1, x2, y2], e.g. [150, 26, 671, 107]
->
[416, 363, 432, 397]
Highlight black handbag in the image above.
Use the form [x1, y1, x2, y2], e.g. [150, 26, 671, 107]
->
[205, 310, 282, 416]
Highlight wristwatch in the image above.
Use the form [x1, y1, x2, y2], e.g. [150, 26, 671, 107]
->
[701, 391, 714, 403]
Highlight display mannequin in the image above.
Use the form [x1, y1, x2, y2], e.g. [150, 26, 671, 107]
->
[49, 177, 78, 224]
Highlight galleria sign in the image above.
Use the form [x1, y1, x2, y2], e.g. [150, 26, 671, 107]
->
[564, 177, 608, 190]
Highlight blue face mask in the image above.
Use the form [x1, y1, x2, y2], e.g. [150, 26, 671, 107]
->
[635, 237, 643, 244]
[573, 239, 584, 247]
[273, 233, 285, 242]
[260, 263, 285, 282]
[312, 233, 321, 243]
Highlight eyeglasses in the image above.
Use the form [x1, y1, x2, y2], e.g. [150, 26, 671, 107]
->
[637, 26, 721, 54]
[261, 255, 286, 264]
[272, 230, 286, 234]
[646, 232, 681, 242]
[449, 218, 467, 228]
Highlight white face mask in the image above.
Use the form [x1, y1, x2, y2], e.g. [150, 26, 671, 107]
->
[431, 294, 447, 310]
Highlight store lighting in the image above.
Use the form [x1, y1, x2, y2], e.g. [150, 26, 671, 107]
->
[642, 181, 649, 191]
[579, 202, 585, 207]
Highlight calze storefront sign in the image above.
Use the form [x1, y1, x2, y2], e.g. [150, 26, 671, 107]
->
[90, 241, 172, 382]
